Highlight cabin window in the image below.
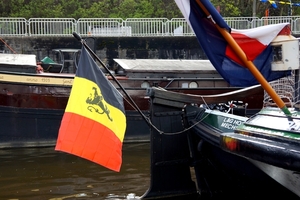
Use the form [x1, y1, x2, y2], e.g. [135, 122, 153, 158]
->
[273, 45, 282, 62]
[182, 83, 189, 88]
[182, 82, 198, 88]
[141, 81, 150, 88]
[189, 81, 198, 88]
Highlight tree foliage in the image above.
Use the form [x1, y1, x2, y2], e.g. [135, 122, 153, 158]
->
[0, 0, 298, 19]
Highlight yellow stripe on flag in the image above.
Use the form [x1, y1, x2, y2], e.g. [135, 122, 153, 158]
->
[65, 76, 126, 142]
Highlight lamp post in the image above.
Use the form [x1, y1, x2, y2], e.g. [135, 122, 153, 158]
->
[253, 0, 256, 17]
[289, 0, 292, 16]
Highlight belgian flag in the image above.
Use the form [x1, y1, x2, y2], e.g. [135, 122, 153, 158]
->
[55, 46, 126, 172]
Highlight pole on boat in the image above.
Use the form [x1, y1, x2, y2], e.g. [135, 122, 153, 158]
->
[195, 0, 291, 115]
[72, 32, 153, 126]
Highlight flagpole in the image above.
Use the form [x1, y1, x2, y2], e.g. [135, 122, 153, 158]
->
[72, 32, 154, 127]
[195, 0, 291, 115]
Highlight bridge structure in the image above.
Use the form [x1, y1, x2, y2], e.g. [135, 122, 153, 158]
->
[1, 16, 300, 37]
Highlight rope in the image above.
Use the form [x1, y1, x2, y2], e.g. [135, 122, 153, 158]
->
[161, 109, 212, 136]
[0, 38, 17, 54]
[120, 93, 163, 134]
[121, 91, 212, 136]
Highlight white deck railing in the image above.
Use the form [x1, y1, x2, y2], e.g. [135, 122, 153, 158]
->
[0, 16, 300, 37]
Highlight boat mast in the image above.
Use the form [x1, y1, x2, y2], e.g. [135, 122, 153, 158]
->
[195, 0, 291, 115]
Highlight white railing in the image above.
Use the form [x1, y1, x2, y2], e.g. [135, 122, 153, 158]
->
[124, 18, 168, 36]
[1, 16, 300, 37]
[77, 18, 124, 37]
[167, 18, 194, 36]
[28, 18, 76, 36]
[0, 18, 27, 36]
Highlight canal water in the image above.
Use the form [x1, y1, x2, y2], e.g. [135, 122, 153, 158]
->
[0, 143, 150, 200]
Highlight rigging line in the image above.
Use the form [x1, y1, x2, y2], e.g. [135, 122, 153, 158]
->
[117, 85, 209, 135]
[162, 108, 213, 135]
[200, 95, 210, 109]
[120, 93, 164, 134]
[120, 87, 215, 135]
[120, 87, 214, 136]
[0, 38, 17, 54]
[72, 32, 162, 133]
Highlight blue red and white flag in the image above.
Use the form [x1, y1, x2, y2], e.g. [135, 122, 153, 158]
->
[175, 0, 290, 86]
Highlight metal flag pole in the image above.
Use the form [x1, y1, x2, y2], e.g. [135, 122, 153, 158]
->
[72, 32, 154, 127]
[195, 0, 291, 115]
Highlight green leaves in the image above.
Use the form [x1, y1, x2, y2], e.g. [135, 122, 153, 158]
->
[1, 0, 183, 19]
[211, 0, 241, 17]
[1, 0, 298, 19]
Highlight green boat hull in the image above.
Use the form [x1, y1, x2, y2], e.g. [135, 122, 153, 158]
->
[187, 105, 300, 197]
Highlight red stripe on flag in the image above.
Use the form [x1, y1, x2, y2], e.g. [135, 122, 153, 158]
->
[278, 25, 291, 35]
[55, 112, 123, 172]
[225, 32, 267, 65]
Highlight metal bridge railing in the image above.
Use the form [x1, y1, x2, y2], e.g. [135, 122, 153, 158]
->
[294, 18, 300, 34]
[167, 18, 194, 36]
[0, 18, 27, 36]
[124, 18, 169, 36]
[77, 18, 124, 37]
[1, 16, 300, 37]
[28, 18, 76, 36]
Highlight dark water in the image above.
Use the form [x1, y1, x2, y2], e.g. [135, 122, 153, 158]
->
[0, 143, 150, 200]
